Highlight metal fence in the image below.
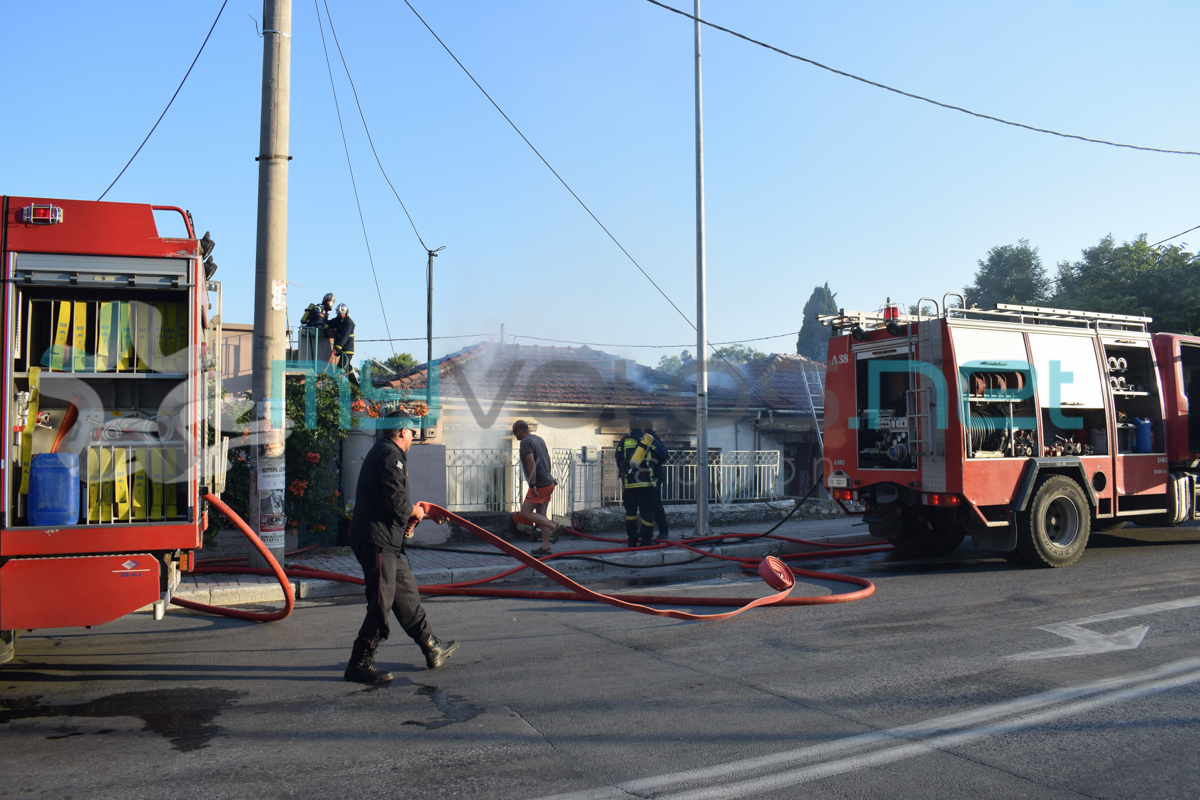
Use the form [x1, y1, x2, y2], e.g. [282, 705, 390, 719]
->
[444, 447, 781, 517]
[444, 449, 521, 512]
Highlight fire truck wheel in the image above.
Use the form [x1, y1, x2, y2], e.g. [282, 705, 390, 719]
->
[1016, 475, 1091, 567]
[0, 631, 15, 664]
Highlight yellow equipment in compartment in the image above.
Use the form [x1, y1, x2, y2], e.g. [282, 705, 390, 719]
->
[30, 300, 186, 374]
[86, 444, 182, 523]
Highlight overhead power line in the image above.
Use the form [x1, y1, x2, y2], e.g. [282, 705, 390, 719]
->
[323, 0, 430, 253]
[358, 330, 800, 349]
[644, 0, 1200, 158]
[357, 333, 491, 343]
[399, 0, 770, 406]
[1151, 224, 1200, 248]
[511, 331, 801, 349]
[399, 0, 695, 332]
[315, 0, 396, 355]
[98, 0, 229, 200]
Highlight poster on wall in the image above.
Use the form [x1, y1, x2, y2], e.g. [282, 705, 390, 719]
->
[253, 400, 287, 549]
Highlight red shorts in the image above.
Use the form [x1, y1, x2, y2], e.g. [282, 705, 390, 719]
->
[524, 483, 555, 505]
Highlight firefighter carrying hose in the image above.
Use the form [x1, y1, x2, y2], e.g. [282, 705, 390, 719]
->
[616, 417, 667, 548]
[323, 303, 357, 386]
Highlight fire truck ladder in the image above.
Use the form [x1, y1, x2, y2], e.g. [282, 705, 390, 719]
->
[907, 298, 947, 491]
[977, 303, 1151, 333]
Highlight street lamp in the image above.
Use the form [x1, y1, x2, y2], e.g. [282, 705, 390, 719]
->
[426, 246, 445, 436]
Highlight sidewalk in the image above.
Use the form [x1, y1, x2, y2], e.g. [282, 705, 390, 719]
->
[171, 516, 883, 611]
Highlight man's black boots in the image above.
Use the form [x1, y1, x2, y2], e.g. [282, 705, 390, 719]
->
[419, 633, 459, 669]
[344, 638, 393, 684]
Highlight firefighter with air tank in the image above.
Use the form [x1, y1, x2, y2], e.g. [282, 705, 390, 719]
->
[615, 418, 668, 548]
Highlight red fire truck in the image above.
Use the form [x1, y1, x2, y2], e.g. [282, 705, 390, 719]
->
[821, 295, 1200, 567]
[0, 195, 224, 661]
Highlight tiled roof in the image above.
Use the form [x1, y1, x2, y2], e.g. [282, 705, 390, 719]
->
[381, 342, 744, 408]
[740, 353, 826, 415]
[381, 342, 825, 414]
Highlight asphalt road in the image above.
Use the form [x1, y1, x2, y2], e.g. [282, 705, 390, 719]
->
[2, 523, 1198, 799]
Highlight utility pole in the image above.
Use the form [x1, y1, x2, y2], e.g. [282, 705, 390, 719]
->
[250, 0, 291, 567]
[425, 246, 444, 432]
[693, 0, 710, 537]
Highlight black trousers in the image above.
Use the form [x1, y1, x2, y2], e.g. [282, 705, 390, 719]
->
[650, 482, 668, 537]
[622, 486, 655, 545]
[352, 539, 429, 648]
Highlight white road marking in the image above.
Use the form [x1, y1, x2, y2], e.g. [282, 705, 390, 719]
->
[1010, 595, 1200, 660]
[531, 656, 1200, 800]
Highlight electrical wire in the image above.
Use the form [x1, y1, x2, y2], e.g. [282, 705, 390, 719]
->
[97, 0, 229, 200]
[322, 0, 430, 253]
[1151, 224, 1200, 248]
[399, 0, 768, 406]
[510, 331, 802, 349]
[317, 0, 397, 357]
[644, 0, 1200, 158]
[399, 0, 692, 331]
[357, 333, 492, 343]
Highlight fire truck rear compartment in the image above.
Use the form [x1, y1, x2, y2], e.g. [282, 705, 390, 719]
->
[8, 285, 194, 528]
[855, 355, 915, 470]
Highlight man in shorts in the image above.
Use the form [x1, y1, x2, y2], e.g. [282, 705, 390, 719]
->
[512, 419, 565, 555]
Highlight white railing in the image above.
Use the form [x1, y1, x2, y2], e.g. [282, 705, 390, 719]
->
[445, 447, 781, 515]
[444, 449, 520, 512]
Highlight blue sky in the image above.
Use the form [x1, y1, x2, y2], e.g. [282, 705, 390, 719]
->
[4, 1, 1197, 369]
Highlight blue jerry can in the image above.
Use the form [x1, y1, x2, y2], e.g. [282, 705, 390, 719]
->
[28, 452, 81, 526]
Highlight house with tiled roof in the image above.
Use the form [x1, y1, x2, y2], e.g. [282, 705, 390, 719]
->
[371, 342, 825, 508]
[738, 353, 826, 495]
[382, 341, 789, 445]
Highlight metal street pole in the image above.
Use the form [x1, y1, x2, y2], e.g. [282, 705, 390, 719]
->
[693, 0, 710, 537]
[425, 246, 444, 432]
[250, 0, 291, 567]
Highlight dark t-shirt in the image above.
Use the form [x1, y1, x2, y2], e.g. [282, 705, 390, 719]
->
[518, 433, 554, 488]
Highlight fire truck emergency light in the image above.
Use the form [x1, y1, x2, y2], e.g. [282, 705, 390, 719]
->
[20, 204, 64, 225]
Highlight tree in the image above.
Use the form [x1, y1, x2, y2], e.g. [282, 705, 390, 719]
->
[710, 344, 767, 365]
[796, 283, 838, 361]
[963, 239, 1051, 309]
[1052, 235, 1200, 333]
[657, 354, 683, 374]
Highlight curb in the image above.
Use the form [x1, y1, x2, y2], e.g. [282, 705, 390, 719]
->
[162, 531, 884, 611]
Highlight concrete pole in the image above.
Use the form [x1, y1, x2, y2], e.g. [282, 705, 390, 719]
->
[250, 0, 292, 567]
[693, 0, 710, 536]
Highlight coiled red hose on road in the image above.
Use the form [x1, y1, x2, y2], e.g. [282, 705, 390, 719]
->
[183, 501, 880, 621]
[172, 493, 295, 621]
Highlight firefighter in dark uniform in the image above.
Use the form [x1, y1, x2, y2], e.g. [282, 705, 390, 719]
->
[344, 410, 458, 684]
[301, 292, 336, 327]
[615, 418, 666, 548]
[643, 422, 671, 540]
[299, 292, 336, 361]
[323, 303, 357, 385]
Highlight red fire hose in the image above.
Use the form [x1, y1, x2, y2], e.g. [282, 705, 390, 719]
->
[182, 500, 878, 622]
[173, 493, 295, 621]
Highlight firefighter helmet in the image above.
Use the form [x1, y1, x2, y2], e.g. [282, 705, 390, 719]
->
[323, 292, 336, 306]
[337, 303, 349, 315]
